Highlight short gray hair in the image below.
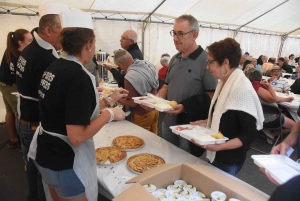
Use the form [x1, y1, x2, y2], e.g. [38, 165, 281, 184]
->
[38, 14, 60, 34]
[127, 30, 138, 43]
[160, 56, 170, 66]
[175, 14, 199, 32]
[114, 49, 132, 64]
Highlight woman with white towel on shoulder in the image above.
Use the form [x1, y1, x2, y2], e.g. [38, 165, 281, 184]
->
[190, 38, 264, 176]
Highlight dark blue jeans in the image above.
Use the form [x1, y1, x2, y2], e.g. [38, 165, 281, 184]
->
[212, 161, 245, 176]
[17, 119, 46, 201]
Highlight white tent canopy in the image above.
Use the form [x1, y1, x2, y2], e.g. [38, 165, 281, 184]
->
[0, 0, 299, 67]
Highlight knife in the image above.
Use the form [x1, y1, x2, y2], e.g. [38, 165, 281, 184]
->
[125, 111, 131, 117]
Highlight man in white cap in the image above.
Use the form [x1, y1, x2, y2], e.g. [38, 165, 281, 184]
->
[15, 2, 68, 201]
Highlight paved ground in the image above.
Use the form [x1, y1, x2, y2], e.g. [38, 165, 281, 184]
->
[0, 113, 298, 200]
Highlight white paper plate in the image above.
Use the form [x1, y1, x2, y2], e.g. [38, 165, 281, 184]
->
[155, 103, 173, 112]
[179, 130, 228, 145]
[140, 100, 156, 108]
[132, 96, 149, 104]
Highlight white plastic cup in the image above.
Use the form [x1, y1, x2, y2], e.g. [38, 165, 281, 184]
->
[211, 191, 227, 201]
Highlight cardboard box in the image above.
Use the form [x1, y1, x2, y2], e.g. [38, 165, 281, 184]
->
[113, 164, 269, 201]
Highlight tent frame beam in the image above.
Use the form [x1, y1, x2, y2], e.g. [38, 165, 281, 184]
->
[141, 0, 166, 54]
[233, 0, 289, 38]
[283, 27, 300, 37]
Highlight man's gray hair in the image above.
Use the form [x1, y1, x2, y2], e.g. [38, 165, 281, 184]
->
[160, 56, 170, 66]
[38, 14, 60, 34]
[175, 14, 199, 32]
[127, 30, 138, 43]
[114, 49, 132, 64]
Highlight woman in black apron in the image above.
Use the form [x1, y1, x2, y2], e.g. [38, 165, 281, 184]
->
[0, 29, 32, 148]
[28, 10, 127, 201]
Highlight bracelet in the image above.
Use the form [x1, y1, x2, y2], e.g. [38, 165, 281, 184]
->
[103, 108, 114, 122]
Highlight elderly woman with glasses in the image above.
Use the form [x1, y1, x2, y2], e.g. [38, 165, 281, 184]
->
[190, 38, 264, 176]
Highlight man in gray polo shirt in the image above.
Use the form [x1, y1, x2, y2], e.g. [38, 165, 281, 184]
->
[157, 14, 217, 153]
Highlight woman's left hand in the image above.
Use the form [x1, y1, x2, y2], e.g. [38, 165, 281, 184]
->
[191, 139, 221, 151]
[165, 104, 184, 114]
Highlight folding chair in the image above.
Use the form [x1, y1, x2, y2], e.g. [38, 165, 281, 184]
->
[251, 103, 290, 154]
[261, 103, 291, 145]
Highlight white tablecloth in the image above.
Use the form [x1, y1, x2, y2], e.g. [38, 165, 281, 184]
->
[93, 120, 206, 198]
[276, 92, 300, 121]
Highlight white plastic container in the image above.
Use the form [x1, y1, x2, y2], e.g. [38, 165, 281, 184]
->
[251, 155, 300, 184]
[132, 96, 149, 104]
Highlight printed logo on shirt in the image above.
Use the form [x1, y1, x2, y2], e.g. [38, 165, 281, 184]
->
[9, 62, 15, 74]
[17, 56, 26, 72]
[39, 71, 55, 99]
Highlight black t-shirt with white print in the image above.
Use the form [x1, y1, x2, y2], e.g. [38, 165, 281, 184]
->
[16, 37, 57, 122]
[0, 50, 19, 85]
[36, 58, 96, 171]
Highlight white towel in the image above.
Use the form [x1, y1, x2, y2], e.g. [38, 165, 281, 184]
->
[206, 69, 264, 163]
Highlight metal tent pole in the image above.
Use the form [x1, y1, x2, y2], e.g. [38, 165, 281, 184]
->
[141, 0, 166, 54]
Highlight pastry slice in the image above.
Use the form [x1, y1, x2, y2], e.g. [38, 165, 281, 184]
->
[95, 148, 110, 164]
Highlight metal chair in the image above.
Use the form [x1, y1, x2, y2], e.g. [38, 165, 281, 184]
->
[251, 103, 290, 154]
[261, 103, 290, 145]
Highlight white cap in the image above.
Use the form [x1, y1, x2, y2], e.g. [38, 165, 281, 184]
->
[38, 2, 69, 17]
[59, 10, 93, 29]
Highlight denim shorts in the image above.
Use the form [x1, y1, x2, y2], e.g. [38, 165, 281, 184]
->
[36, 163, 85, 199]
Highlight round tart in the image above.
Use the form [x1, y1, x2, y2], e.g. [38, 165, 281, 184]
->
[127, 153, 165, 174]
[95, 146, 126, 164]
[113, 135, 144, 150]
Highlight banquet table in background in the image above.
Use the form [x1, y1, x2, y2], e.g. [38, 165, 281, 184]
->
[93, 120, 208, 199]
[276, 92, 300, 122]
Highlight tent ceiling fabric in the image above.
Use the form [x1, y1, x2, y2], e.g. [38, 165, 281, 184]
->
[0, 0, 299, 36]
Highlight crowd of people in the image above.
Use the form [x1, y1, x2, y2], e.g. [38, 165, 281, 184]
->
[0, 2, 300, 201]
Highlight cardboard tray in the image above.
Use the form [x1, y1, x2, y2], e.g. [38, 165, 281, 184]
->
[113, 164, 269, 201]
[251, 155, 300, 184]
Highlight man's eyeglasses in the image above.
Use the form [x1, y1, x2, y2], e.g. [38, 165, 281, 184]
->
[207, 59, 216, 67]
[120, 36, 132, 41]
[170, 30, 194, 38]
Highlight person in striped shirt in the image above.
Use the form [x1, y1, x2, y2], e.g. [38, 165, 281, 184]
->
[267, 66, 290, 93]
